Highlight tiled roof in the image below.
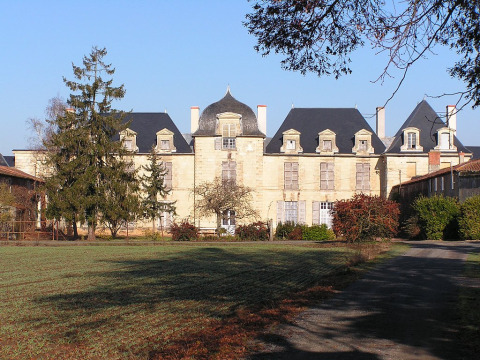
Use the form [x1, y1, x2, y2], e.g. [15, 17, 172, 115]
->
[386, 100, 470, 154]
[266, 108, 385, 154]
[396, 159, 480, 187]
[0, 166, 44, 182]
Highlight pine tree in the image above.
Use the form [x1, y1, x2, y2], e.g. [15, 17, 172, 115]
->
[140, 147, 176, 232]
[45, 46, 131, 240]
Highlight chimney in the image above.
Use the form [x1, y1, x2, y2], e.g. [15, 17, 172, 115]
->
[459, 151, 465, 164]
[446, 105, 456, 134]
[428, 151, 441, 173]
[376, 106, 385, 139]
[257, 105, 267, 135]
[190, 106, 200, 133]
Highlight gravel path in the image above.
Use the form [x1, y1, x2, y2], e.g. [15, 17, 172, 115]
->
[250, 241, 480, 360]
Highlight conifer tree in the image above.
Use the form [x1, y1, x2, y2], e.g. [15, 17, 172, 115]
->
[140, 147, 176, 232]
[45, 46, 131, 240]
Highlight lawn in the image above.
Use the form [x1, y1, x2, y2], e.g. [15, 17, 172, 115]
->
[0, 242, 391, 359]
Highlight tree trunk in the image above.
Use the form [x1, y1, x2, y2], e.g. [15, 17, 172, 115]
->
[87, 224, 96, 241]
[152, 218, 156, 234]
[72, 221, 78, 240]
[216, 212, 222, 235]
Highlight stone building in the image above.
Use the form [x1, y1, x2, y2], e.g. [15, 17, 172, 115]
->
[12, 90, 473, 232]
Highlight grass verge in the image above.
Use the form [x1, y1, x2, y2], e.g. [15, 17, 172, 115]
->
[0, 241, 407, 359]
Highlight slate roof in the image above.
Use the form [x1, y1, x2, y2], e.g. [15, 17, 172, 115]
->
[394, 159, 480, 188]
[194, 90, 264, 137]
[115, 113, 192, 153]
[265, 108, 385, 154]
[4, 156, 14, 167]
[386, 100, 470, 153]
[466, 146, 480, 159]
[0, 154, 8, 167]
[0, 165, 44, 182]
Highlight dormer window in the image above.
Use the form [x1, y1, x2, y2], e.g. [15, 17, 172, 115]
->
[119, 128, 138, 152]
[352, 129, 374, 155]
[156, 128, 176, 153]
[280, 129, 303, 154]
[215, 112, 242, 151]
[435, 127, 457, 151]
[400, 127, 423, 152]
[316, 129, 339, 154]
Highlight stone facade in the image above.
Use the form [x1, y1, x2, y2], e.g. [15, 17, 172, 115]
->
[12, 92, 473, 232]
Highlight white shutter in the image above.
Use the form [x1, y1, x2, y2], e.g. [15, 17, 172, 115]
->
[298, 200, 306, 224]
[312, 201, 320, 225]
[214, 138, 222, 150]
[276, 201, 284, 225]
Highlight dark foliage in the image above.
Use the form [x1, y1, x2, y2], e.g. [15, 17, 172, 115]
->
[170, 221, 199, 241]
[236, 221, 269, 241]
[332, 194, 399, 242]
[458, 195, 480, 240]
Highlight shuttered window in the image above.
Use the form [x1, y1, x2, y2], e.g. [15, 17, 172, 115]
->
[277, 201, 305, 224]
[164, 162, 172, 190]
[320, 162, 334, 190]
[222, 161, 236, 183]
[356, 163, 370, 190]
[284, 162, 299, 190]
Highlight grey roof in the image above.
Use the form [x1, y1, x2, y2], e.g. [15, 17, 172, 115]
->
[193, 90, 264, 136]
[0, 154, 8, 167]
[4, 156, 14, 167]
[115, 113, 192, 153]
[265, 108, 385, 154]
[386, 100, 470, 153]
[466, 146, 480, 159]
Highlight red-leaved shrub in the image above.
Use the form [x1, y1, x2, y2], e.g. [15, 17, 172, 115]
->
[332, 194, 399, 242]
[170, 221, 199, 241]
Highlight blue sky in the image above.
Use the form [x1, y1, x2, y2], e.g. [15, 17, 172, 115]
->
[1, 0, 478, 155]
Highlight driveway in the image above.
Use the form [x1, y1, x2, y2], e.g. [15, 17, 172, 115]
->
[249, 241, 480, 360]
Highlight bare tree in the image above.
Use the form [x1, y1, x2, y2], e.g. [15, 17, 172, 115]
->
[245, 0, 480, 108]
[194, 177, 258, 233]
[26, 96, 66, 150]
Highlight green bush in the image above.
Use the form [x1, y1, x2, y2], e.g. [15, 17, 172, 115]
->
[459, 195, 480, 240]
[170, 221, 199, 241]
[302, 224, 335, 241]
[275, 221, 296, 239]
[236, 222, 269, 241]
[412, 195, 460, 240]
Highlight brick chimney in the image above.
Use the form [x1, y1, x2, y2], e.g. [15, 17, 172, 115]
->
[257, 105, 267, 135]
[376, 106, 385, 139]
[428, 151, 441, 173]
[190, 106, 200, 133]
[446, 105, 456, 134]
[459, 151, 465, 164]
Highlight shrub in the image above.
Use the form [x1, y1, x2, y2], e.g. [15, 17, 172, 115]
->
[288, 225, 303, 240]
[236, 222, 269, 241]
[275, 221, 296, 239]
[459, 195, 480, 239]
[170, 221, 199, 241]
[402, 215, 421, 240]
[302, 224, 336, 241]
[412, 195, 460, 240]
[332, 194, 400, 242]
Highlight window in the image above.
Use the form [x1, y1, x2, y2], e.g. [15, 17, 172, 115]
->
[163, 162, 172, 190]
[222, 123, 236, 138]
[222, 210, 236, 226]
[222, 161, 236, 183]
[160, 140, 170, 150]
[284, 201, 298, 223]
[320, 162, 334, 190]
[323, 140, 332, 151]
[434, 178, 438, 192]
[439, 133, 450, 150]
[284, 162, 299, 190]
[222, 137, 236, 149]
[407, 133, 417, 149]
[124, 139, 133, 150]
[286, 139, 296, 150]
[356, 163, 370, 190]
[312, 201, 334, 228]
[359, 140, 368, 151]
[441, 177, 445, 191]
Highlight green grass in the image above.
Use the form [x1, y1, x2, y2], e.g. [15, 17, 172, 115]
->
[458, 251, 480, 357]
[0, 242, 369, 359]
